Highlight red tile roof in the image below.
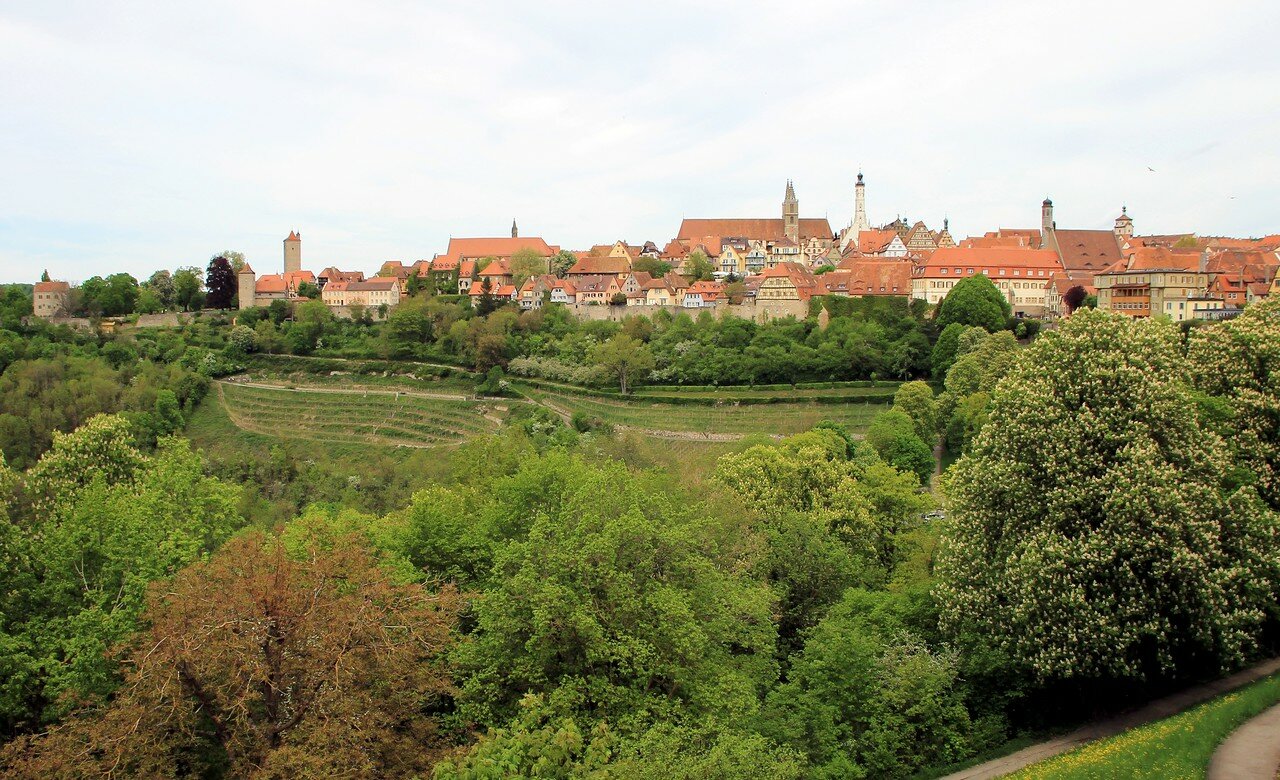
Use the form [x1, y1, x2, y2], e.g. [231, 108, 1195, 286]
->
[567, 255, 630, 276]
[676, 218, 834, 242]
[1052, 229, 1124, 272]
[34, 280, 70, 293]
[836, 257, 914, 294]
[919, 247, 1063, 276]
[437, 237, 554, 263]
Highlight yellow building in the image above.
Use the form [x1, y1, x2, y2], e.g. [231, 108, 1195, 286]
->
[1094, 269, 1212, 321]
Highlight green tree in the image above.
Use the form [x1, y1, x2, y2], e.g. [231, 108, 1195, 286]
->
[385, 301, 433, 358]
[551, 250, 578, 278]
[592, 333, 654, 394]
[936, 310, 1280, 682]
[295, 280, 320, 299]
[866, 410, 934, 484]
[892, 380, 937, 444]
[1188, 297, 1280, 510]
[454, 454, 777, 729]
[758, 589, 972, 779]
[173, 267, 203, 311]
[685, 250, 715, 282]
[143, 270, 175, 308]
[633, 256, 672, 278]
[2, 425, 242, 730]
[510, 247, 548, 288]
[0, 286, 32, 330]
[936, 274, 1010, 333]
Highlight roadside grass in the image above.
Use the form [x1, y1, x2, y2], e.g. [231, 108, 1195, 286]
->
[1006, 672, 1280, 780]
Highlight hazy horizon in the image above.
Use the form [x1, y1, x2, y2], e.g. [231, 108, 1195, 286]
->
[3, 0, 1279, 284]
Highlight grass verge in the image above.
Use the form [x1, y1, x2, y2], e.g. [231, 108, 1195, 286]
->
[1007, 672, 1280, 779]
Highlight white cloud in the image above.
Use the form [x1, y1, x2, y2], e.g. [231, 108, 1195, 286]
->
[1, 0, 1278, 282]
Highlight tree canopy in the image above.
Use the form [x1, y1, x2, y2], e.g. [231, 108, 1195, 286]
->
[936, 274, 1010, 333]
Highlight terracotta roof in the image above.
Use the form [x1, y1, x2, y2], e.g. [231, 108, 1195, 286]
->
[457, 259, 475, 278]
[835, 257, 914, 294]
[676, 218, 834, 243]
[1052, 229, 1124, 272]
[325, 281, 349, 292]
[239, 263, 255, 275]
[285, 231, 299, 241]
[255, 274, 287, 293]
[348, 278, 399, 291]
[34, 280, 70, 293]
[571, 275, 616, 293]
[431, 256, 460, 272]
[856, 229, 899, 253]
[437, 237, 554, 263]
[1119, 246, 1203, 272]
[567, 255, 630, 276]
[284, 271, 316, 286]
[919, 247, 1064, 275]
[479, 259, 512, 277]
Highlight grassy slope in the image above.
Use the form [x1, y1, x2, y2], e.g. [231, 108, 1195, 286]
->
[216, 383, 501, 448]
[1008, 673, 1280, 780]
[521, 385, 883, 435]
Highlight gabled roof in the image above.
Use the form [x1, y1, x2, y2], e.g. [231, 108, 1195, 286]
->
[567, 255, 630, 276]
[835, 257, 914, 293]
[348, 277, 399, 291]
[479, 258, 512, 277]
[571, 274, 616, 293]
[438, 237, 554, 262]
[34, 280, 70, 293]
[856, 229, 900, 253]
[920, 247, 1064, 273]
[1052, 229, 1124, 272]
[255, 274, 287, 293]
[676, 218, 834, 243]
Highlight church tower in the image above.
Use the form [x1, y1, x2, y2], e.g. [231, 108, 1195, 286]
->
[511, 219, 518, 238]
[853, 172, 870, 236]
[283, 230, 301, 274]
[782, 180, 799, 243]
[1113, 206, 1134, 240]
[1040, 198, 1058, 253]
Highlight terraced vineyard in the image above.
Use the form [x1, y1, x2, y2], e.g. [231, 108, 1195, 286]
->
[217, 382, 501, 449]
[521, 385, 884, 436]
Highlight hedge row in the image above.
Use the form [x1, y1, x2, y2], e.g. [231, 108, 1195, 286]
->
[242, 353, 473, 379]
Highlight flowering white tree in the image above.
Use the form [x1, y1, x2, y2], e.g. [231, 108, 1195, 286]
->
[1187, 297, 1280, 511]
[935, 309, 1279, 681]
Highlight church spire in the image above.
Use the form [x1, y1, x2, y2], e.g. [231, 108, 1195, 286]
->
[782, 179, 799, 243]
[511, 218, 518, 238]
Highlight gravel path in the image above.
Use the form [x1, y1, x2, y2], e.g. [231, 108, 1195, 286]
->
[1206, 702, 1280, 780]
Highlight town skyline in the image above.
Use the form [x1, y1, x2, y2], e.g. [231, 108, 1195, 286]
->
[4, 0, 1279, 283]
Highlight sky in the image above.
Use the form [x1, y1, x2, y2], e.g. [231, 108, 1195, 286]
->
[2, 0, 1279, 283]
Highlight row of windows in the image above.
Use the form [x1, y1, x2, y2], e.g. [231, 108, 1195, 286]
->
[1113, 303, 1148, 311]
[937, 267, 1049, 277]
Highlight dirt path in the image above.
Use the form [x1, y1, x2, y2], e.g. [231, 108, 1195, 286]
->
[1206, 702, 1280, 779]
[939, 657, 1280, 780]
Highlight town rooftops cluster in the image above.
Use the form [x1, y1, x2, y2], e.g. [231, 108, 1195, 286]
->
[34, 176, 1276, 324]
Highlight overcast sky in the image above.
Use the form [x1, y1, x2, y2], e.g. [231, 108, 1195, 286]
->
[2, 0, 1278, 283]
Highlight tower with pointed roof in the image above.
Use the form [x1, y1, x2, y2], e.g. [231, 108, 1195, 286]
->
[1113, 206, 1134, 240]
[853, 172, 870, 236]
[1040, 198, 1058, 254]
[782, 180, 799, 243]
[511, 219, 518, 238]
[237, 262, 257, 310]
[284, 230, 301, 274]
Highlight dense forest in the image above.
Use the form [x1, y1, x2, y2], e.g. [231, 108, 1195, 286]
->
[0, 277, 1276, 778]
